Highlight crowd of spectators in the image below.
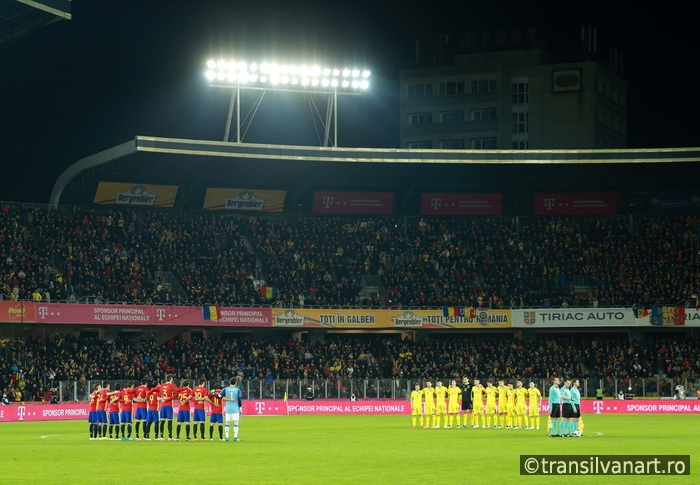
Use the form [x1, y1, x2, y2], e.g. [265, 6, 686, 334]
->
[1, 332, 698, 402]
[1, 202, 700, 308]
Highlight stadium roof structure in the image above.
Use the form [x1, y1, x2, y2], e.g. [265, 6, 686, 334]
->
[50, 136, 700, 214]
[0, 0, 70, 49]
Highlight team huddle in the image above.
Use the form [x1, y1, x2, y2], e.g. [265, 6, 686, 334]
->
[410, 377, 543, 430]
[88, 375, 243, 442]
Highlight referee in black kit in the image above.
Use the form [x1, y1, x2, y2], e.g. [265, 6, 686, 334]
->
[460, 376, 472, 428]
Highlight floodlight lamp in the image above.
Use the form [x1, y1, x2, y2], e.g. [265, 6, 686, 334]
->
[342, 69, 351, 77]
[360, 80, 369, 89]
[351, 80, 360, 88]
[259, 75, 268, 83]
[341, 80, 349, 88]
[323, 68, 331, 76]
[270, 75, 280, 84]
[332, 69, 340, 76]
[207, 59, 216, 69]
[362, 70, 371, 78]
[238, 62, 247, 72]
[217, 71, 227, 81]
[321, 78, 330, 87]
[291, 77, 299, 85]
[206, 70, 216, 80]
[227, 72, 237, 82]
[217, 60, 227, 70]
[249, 74, 259, 82]
[281, 75, 290, 84]
[331, 79, 339, 87]
[310, 66, 321, 76]
[311, 78, 320, 86]
[302, 78, 310, 86]
[249, 63, 258, 72]
[352, 69, 360, 78]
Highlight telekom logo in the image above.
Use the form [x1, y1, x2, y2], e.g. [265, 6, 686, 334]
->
[38, 306, 48, 319]
[254, 402, 265, 414]
[17, 406, 26, 421]
[430, 198, 442, 210]
[544, 198, 556, 210]
[156, 309, 165, 321]
[593, 401, 604, 413]
[322, 197, 334, 209]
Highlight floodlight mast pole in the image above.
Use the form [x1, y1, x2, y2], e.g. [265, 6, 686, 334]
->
[223, 86, 241, 143]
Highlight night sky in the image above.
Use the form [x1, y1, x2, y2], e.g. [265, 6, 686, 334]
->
[1, 1, 698, 203]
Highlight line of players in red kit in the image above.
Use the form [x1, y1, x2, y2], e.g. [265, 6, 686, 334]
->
[87, 374, 226, 441]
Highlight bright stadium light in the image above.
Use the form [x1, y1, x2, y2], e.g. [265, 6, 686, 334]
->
[205, 58, 371, 93]
[205, 58, 371, 147]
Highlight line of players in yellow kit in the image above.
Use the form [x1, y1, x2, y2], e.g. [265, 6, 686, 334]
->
[410, 378, 542, 430]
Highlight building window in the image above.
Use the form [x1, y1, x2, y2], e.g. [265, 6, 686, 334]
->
[407, 83, 433, 97]
[439, 139, 464, 149]
[408, 141, 433, 149]
[440, 111, 464, 123]
[439, 81, 465, 95]
[408, 113, 432, 125]
[471, 137, 497, 149]
[511, 81, 528, 104]
[512, 112, 529, 133]
[470, 78, 496, 93]
[471, 108, 497, 121]
[512, 141, 529, 149]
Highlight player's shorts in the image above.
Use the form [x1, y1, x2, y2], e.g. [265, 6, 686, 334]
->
[109, 411, 120, 425]
[485, 403, 497, 414]
[528, 404, 540, 416]
[436, 404, 447, 415]
[497, 403, 507, 413]
[411, 405, 422, 416]
[177, 410, 191, 422]
[515, 405, 526, 415]
[461, 401, 471, 413]
[159, 405, 174, 419]
[472, 402, 484, 414]
[550, 403, 561, 418]
[147, 410, 160, 423]
[224, 412, 240, 422]
[562, 403, 573, 419]
[571, 405, 581, 419]
[193, 409, 206, 422]
[120, 411, 133, 423]
[448, 403, 460, 414]
[88, 411, 97, 423]
[96, 410, 107, 424]
[210, 412, 223, 424]
[134, 408, 147, 420]
[423, 405, 435, 415]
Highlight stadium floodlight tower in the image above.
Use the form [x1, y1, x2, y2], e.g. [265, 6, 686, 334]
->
[205, 59, 370, 147]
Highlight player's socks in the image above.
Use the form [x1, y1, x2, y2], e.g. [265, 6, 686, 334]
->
[168, 420, 173, 438]
[218, 425, 223, 440]
[127, 424, 132, 438]
[186, 424, 190, 439]
[572, 422, 578, 433]
[419, 416, 424, 427]
[225, 424, 230, 440]
[233, 423, 239, 439]
[109, 425, 113, 438]
[523, 415, 529, 428]
[176, 424, 181, 439]
[135, 422, 140, 438]
[209, 426, 214, 439]
[200, 423, 205, 438]
[411, 416, 416, 427]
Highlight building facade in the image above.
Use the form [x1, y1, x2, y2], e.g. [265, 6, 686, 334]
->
[400, 48, 626, 150]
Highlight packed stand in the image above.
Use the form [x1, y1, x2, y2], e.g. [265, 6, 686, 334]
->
[2, 202, 700, 308]
[1, 333, 698, 402]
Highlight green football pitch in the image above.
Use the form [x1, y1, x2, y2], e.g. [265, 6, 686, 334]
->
[0, 414, 695, 484]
